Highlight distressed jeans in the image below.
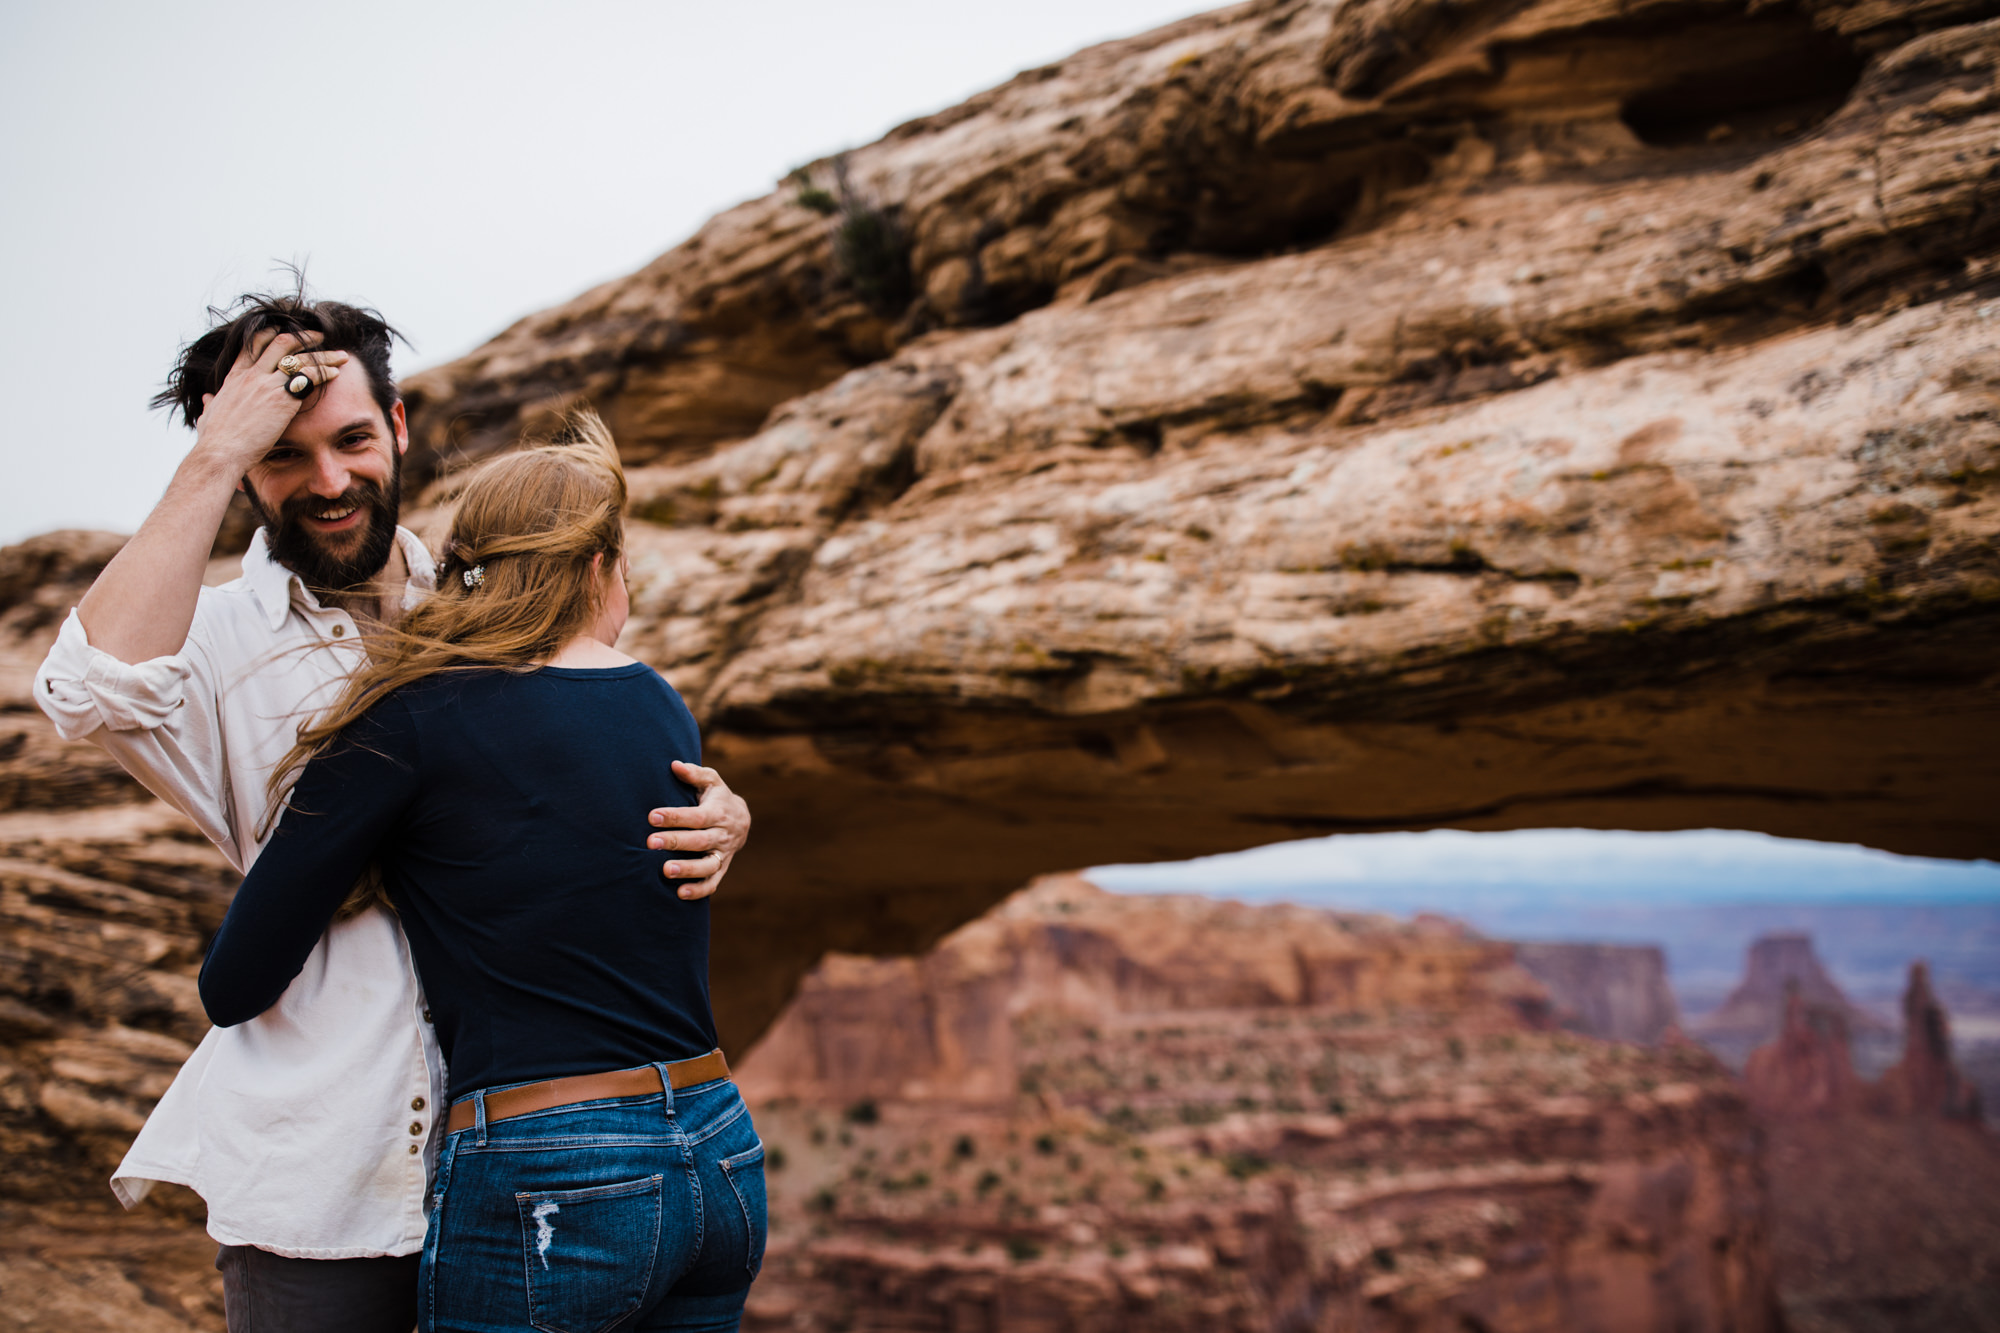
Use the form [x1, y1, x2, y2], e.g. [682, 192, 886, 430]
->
[423, 1072, 766, 1333]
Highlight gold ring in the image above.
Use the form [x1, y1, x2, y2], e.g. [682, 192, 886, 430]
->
[276, 354, 303, 376]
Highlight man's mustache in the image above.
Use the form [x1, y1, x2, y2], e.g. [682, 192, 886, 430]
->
[272, 481, 388, 531]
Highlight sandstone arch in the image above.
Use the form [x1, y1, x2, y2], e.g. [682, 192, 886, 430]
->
[324, 0, 2000, 1043]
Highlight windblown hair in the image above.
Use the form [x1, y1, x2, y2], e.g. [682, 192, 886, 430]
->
[262, 410, 629, 891]
[156, 273, 403, 431]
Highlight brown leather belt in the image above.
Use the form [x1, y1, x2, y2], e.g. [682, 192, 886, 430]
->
[446, 1051, 730, 1135]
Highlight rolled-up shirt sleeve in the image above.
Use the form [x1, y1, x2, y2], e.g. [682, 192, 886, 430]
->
[34, 609, 237, 861]
[36, 610, 195, 736]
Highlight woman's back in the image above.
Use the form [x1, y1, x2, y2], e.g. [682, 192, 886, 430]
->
[203, 663, 718, 1101]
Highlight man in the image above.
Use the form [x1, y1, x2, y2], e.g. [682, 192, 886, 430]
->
[36, 290, 750, 1332]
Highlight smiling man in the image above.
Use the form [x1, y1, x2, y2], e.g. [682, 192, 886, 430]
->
[35, 290, 750, 1333]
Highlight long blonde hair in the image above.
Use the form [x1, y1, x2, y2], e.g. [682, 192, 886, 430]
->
[265, 410, 629, 906]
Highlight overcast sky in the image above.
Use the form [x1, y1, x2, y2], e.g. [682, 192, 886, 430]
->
[1091, 828, 2000, 905]
[0, 0, 1210, 547]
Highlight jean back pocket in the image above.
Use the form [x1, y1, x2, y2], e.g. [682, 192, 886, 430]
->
[517, 1174, 664, 1333]
[719, 1143, 767, 1280]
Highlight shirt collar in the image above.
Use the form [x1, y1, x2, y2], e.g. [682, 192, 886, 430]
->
[241, 526, 439, 632]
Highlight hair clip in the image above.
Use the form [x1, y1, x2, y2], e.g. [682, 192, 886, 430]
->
[462, 565, 485, 589]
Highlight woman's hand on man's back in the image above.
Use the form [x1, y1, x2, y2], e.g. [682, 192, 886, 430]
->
[649, 762, 752, 899]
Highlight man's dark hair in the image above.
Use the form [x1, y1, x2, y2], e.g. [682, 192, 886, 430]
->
[153, 283, 404, 430]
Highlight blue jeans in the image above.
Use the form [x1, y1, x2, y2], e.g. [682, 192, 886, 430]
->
[423, 1072, 766, 1332]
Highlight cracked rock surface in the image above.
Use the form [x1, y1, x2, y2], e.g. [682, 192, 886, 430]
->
[396, 0, 2000, 1046]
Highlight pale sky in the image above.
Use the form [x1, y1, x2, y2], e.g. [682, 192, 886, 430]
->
[1091, 828, 2000, 905]
[0, 0, 1210, 547]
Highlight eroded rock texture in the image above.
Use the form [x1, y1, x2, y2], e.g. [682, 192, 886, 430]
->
[733, 878, 1776, 1333]
[1514, 943, 1681, 1045]
[396, 0, 2000, 1047]
[0, 532, 230, 1329]
[1740, 959, 2000, 1328]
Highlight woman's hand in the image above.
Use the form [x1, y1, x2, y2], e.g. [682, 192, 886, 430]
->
[648, 762, 751, 900]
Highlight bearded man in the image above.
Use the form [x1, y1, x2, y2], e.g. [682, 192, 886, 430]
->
[36, 291, 751, 1333]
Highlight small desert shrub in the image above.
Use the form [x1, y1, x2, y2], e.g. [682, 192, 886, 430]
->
[1005, 1236, 1043, 1263]
[844, 1099, 879, 1125]
[829, 158, 912, 314]
[1223, 1154, 1270, 1181]
[786, 169, 839, 216]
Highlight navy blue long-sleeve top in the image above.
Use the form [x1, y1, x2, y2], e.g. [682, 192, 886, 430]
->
[199, 663, 717, 1102]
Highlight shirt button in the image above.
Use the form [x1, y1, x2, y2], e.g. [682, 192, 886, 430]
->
[410, 1122, 424, 1136]
[423, 1009, 433, 1022]
[412, 1097, 426, 1111]
[408, 1144, 419, 1155]
[331, 624, 346, 638]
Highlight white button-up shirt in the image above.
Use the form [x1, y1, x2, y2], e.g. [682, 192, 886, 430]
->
[35, 526, 447, 1259]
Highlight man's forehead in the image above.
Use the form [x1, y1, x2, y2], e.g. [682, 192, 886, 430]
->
[280, 370, 390, 446]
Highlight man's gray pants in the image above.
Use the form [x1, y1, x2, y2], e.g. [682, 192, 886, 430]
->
[215, 1245, 419, 1333]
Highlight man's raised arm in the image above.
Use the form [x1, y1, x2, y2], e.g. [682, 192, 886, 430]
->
[79, 331, 343, 662]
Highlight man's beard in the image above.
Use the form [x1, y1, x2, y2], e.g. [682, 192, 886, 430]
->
[246, 459, 402, 595]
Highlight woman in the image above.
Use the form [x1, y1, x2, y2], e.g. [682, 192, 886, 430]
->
[199, 413, 764, 1333]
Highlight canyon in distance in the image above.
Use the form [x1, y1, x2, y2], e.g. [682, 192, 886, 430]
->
[5, 0, 2000, 1327]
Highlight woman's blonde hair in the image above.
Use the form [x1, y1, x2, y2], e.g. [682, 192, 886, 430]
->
[264, 409, 629, 909]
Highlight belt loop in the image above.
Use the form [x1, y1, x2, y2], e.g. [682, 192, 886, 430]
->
[650, 1063, 676, 1120]
[474, 1089, 489, 1147]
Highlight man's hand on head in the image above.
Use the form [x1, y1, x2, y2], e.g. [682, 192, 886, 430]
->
[193, 329, 350, 476]
[649, 761, 751, 900]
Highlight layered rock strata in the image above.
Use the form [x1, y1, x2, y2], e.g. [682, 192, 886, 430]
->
[734, 877, 1776, 1333]
[0, 798, 234, 1332]
[0, 531, 231, 1329]
[386, 0, 2000, 1045]
[1513, 942, 1680, 1045]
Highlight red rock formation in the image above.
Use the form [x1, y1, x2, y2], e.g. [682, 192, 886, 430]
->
[740, 877, 1551, 1108]
[1513, 942, 1680, 1045]
[1694, 933, 1887, 1072]
[1761, 1114, 2000, 1331]
[735, 877, 1777, 1333]
[1876, 961, 1984, 1122]
[1736, 957, 1999, 1323]
[1742, 984, 1865, 1117]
